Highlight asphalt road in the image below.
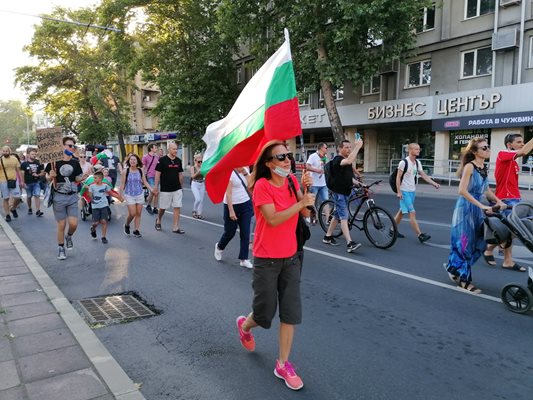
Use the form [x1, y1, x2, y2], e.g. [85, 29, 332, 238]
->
[9, 186, 533, 400]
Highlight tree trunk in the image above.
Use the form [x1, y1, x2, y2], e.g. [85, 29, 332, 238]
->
[317, 41, 345, 148]
[117, 130, 126, 160]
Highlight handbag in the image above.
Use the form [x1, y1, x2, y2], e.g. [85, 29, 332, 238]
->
[287, 175, 311, 250]
[1, 157, 17, 189]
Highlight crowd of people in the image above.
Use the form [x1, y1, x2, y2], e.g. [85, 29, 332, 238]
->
[1, 133, 533, 391]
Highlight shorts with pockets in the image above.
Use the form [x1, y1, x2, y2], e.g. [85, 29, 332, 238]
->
[52, 193, 79, 221]
[92, 206, 109, 222]
[0, 181, 21, 199]
[251, 255, 302, 329]
[26, 183, 41, 197]
[400, 191, 416, 214]
[124, 193, 145, 205]
[332, 192, 350, 221]
[159, 189, 182, 209]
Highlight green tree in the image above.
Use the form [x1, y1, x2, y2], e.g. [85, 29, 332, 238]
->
[218, 0, 432, 146]
[0, 101, 33, 147]
[103, 0, 238, 153]
[15, 6, 134, 157]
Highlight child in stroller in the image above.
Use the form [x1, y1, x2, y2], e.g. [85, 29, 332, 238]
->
[485, 202, 533, 313]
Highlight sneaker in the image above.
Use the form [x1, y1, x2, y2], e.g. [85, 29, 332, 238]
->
[347, 241, 362, 253]
[90, 227, 97, 239]
[28, 208, 33, 215]
[240, 259, 253, 269]
[389, 228, 405, 239]
[11, 209, 18, 218]
[236, 316, 255, 351]
[101, 237, 108, 244]
[124, 224, 131, 236]
[397, 232, 405, 238]
[5, 215, 11, 222]
[152, 207, 159, 214]
[274, 360, 304, 391]
[65, 235, 73, 249]
[57, 246, 66, 260]
[132, 230, 142, 238]
[214, 242, 223, 261]
[36, 210, 44, 217]
[323, 236, 339, 246]
[146, 205, 153, 214]
[418, 233, 431, 243]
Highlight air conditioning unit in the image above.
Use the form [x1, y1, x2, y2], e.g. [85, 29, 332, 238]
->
[381, 59, 399, 74]
[499, 0, 521, 7]
[492, 28, 519, 51]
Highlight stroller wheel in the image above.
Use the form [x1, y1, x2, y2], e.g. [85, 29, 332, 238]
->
[80, 208, 87, 221]
[501, 283, 533, 314]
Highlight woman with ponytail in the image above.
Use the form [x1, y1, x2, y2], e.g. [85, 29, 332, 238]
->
[445, 138, 506, 293]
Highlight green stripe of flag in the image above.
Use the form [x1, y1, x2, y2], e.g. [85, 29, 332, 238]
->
[265, 61, 296, 109]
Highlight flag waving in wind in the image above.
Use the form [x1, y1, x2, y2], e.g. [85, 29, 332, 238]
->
[200, 30, 301, 203]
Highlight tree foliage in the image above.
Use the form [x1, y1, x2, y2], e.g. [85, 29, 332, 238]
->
[15, 5, 134, 156]
[103, 0, 238, 152]
[218, 0, 432, 146]
[0, 101, 33, 147]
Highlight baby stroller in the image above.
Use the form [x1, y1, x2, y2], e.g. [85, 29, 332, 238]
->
[485, 202, 533, 314]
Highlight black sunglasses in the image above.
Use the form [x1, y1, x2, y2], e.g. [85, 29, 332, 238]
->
[479, 145, 490, 151]
[65, 144, 75, 148]
[268, 152, 294, 162]
[197, 160, 203, 163]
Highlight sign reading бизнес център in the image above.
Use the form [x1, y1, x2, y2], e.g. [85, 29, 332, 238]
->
[36, 127, 63, 164]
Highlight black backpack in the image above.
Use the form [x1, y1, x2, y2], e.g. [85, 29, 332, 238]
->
[389, 158, 411, 193]
[324, 160, 334, 190]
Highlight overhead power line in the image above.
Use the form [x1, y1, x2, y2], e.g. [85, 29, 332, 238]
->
[0, 8, 121, 33]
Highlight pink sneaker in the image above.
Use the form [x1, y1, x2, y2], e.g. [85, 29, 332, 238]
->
[236, 316, 255, 351]
[274, 360, 304, 390]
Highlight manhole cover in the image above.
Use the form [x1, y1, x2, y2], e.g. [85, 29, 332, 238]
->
[77, 294, 156, 324]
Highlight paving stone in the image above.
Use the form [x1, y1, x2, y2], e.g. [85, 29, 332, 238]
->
[0, 250, 22, 260]
[25, 368, 109, 400]
[8, 313, 65, 337]
[0, 291, 48, 307]
[0, 274, 35, 286]
[0, 336, 14, 362]
[0, 385, 27, 400]
[0, 268, 28, 277]
[13, 328, 77, 358]
[91, 395, 115, 400]
[0, 281, 40, 296]
[5, 301, 55, 322]
[0, 360, 20, 391]
[19, 345, 90, 383]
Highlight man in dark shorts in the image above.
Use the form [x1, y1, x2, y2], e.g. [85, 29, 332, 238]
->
[21, 148, 44, 217]
[45, 137, 83, 260]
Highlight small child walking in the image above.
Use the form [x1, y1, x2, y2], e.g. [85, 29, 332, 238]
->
[86, 171, 113, 244]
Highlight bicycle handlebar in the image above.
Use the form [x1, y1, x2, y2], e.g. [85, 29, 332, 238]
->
[360, 180, 382, 190]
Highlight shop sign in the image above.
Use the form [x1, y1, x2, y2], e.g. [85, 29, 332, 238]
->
[300, 112, 327, 125]
[437, 93, 501, 116]
[433, 110, 533, 131]
[451, 132, 489, 145]
[145, 133, 155, 141]
[367, 102, 426, 120]
[131, 135, 140, 142]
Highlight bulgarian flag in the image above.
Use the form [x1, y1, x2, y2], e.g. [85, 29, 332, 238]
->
[200, 30, 301, 203]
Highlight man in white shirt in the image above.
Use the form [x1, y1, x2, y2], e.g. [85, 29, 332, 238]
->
[306, 143, 329, 223]
[394, 143, 440, 243]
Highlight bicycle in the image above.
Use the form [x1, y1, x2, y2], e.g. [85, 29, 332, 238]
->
[317, 180, 398, 249]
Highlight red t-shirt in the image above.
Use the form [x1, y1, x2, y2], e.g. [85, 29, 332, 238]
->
[495, 150, 520, 199]
[253, 176, 300, 259]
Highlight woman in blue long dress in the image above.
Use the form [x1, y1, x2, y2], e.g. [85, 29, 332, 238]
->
[446, 138, 506, 294]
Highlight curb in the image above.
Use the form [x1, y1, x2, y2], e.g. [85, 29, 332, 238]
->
[0, 217, 146, 400]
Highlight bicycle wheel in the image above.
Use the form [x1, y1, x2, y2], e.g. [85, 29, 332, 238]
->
[501, 284, 533, 314]
[363, 206, 397, 249]
[318, 200, 342, 238]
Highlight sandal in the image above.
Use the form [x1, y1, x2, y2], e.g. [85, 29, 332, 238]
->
[196, 215, 204, 220]
[172, 228, 185, 234]
[483, 253, 496, 266]
[502, 263, 526, 272]
[447, 272, 460, 284]
[192, 212, 198, 218]
[457, 281, 482, 294]
[155, 221, 162, 231]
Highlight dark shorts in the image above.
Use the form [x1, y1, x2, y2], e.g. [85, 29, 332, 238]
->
[251, 254, 302, 329]
[92, 207, 109, 222]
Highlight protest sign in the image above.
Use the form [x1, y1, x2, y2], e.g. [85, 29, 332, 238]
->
[36, 127, 63, 164]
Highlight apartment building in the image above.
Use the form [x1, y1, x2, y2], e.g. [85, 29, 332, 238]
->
[236, 0, 533, 175]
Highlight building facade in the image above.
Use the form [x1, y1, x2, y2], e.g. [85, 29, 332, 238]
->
[235, 0, 533, 177]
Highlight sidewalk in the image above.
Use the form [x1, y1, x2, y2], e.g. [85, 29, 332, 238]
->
[0, 220, 145, 400]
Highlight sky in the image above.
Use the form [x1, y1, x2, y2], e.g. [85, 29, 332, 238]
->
[0, 0, 98, 103]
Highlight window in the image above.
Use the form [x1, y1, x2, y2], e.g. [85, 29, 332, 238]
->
[465, 0, 494, 19]
[298, 91, 310, 106]
[529, 36, 533, 68]
[416, 4, 436, 33]
[362, 76, 381, 95]
[319, 86, 344, 107]
[462, 47, 492, 78]
[406, 60, 431, 87]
